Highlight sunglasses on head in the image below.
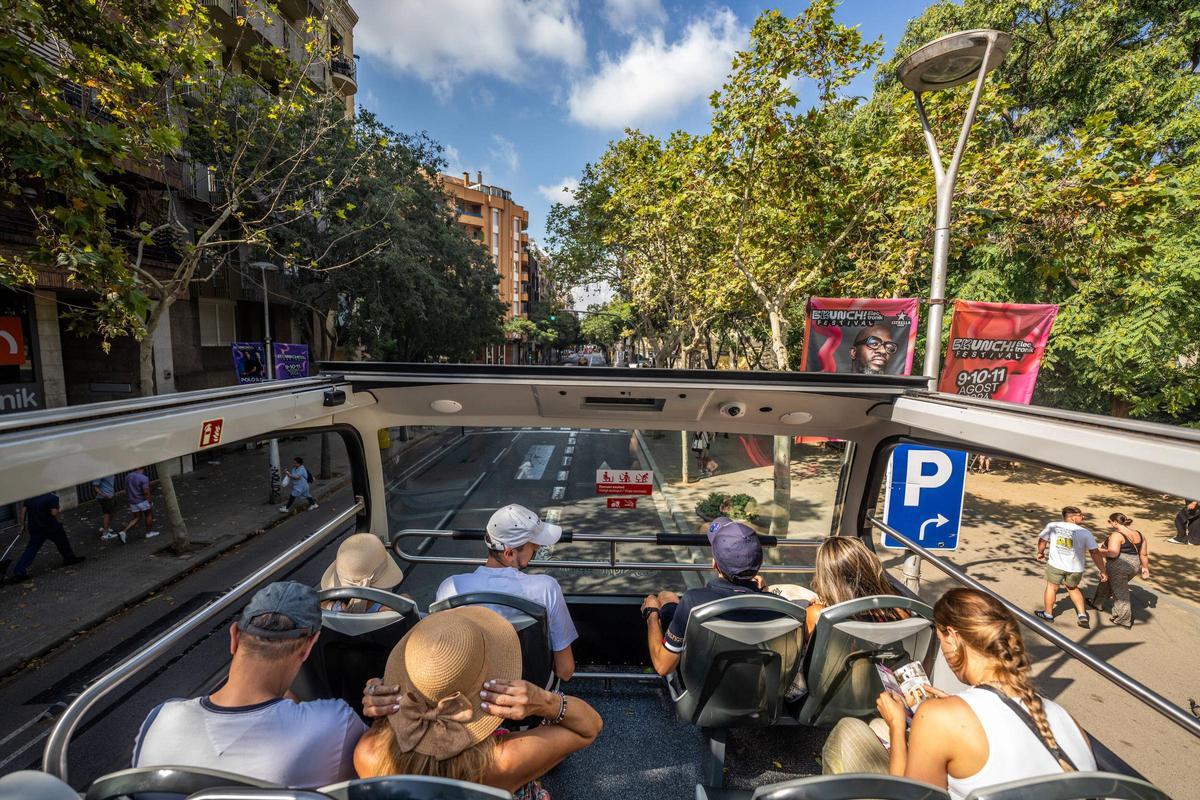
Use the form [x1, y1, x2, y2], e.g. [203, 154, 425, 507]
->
[855, 335, 898, 355]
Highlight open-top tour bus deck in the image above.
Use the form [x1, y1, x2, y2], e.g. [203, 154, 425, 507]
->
[0, 365, 1195, 799]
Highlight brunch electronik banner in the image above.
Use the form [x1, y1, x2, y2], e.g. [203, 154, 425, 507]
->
[801, 297, 920, 375]
[938, 300, 1058, 404]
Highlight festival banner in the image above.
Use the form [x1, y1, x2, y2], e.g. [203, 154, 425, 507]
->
[938, 300, 1058, 404]
[801, 297, 920, 375]
[231, 342, 268, 384]
[272, 343, 310, 379]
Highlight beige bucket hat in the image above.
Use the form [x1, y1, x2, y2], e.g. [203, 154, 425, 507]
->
[319, 533, 404, 590]
[383, 606, 522, 759]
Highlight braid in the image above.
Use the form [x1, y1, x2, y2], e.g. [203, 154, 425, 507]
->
[935, 588, 1074, 771]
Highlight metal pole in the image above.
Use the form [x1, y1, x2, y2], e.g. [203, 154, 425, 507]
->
[907, 34, 998, 590]
[262, 263, 281, 505]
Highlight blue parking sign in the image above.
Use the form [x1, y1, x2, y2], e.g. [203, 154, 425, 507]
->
[881, 444, 968, 550]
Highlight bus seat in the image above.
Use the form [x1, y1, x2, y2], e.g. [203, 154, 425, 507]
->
[85, 766, 277, 800]
[666, 594, 807, 786]
[188, 791, 332, 800]
[796, 596, 935, 727]
[962, 772, 1172, 800]
[320, 775, 512, 799]
[292, 587, 419, 716]
[0, 770, 79, 800]
[429, 592, 555, 690]
[696, 774, 950, 799]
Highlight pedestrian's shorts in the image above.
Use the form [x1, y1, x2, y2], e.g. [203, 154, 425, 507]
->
[1045, 565, 1083, 588]
[129, 500, 152, 513]
[98, 496, 117, 515]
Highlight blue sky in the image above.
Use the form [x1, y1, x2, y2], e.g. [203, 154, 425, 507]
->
[351, 0, 930, 248]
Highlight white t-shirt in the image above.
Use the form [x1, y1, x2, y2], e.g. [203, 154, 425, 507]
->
[436, 566, 579, 652]
[1038, 522, 1098, 573]
[132, 696, 365, 788]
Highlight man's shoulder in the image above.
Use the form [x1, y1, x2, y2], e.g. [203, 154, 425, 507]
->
[290, 698, 358, 722]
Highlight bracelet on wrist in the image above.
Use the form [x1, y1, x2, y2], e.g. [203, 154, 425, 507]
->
[540, 691, 567, 725]
[642, 607, 660, 621]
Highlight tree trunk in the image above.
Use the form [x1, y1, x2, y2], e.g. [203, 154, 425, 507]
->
[1110, 396, 1132, 418]
[681, 430, 690, 484]
[767, 304, 789, 371]
[138, 308, 191, 555]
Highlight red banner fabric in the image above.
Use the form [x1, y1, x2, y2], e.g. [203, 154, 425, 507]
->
[801, 298, 920, 375]
[938, 300, 1058, 404]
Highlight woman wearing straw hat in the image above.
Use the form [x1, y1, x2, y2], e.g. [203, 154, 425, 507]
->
[319, 534, 405, 613]
[354, 607, 602, 798]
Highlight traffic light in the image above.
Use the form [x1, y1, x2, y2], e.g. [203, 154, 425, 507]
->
[549, 314, 557, 321]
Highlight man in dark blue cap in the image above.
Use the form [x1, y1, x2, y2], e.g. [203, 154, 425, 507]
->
[132, 581, 365, 787]
[641, 518, 770, 676]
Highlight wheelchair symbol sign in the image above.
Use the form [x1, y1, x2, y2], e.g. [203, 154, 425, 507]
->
[881, 444, 967, 550]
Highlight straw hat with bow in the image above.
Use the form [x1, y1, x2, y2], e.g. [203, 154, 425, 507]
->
[383, 606, 522, 759]
[320, 533, 404, 591]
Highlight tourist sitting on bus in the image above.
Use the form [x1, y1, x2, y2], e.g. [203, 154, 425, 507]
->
[823, 587, 1096, 799]
[353, 606, 602, 799]
[641, 517, 773, 677]
[319, 533, 405, 613]
[436, 504, 577, 681]
[784, 535, 905, 636]
[132, 582, 365, 787]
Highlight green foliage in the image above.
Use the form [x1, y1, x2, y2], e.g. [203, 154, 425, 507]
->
[578, 299, 633, 346]
[697, 492, 761, 521]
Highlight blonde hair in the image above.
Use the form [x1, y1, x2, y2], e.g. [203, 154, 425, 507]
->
[934, 589, 1073, 771]
[811, 537, 898, 611]
[366, 718, 496, 782]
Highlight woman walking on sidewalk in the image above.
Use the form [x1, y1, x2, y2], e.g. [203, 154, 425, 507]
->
[1091, 512, 1150, 628]
[279, 456, 318, 513]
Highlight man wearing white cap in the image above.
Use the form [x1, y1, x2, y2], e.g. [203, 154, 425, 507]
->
[435, 504, 578, 681]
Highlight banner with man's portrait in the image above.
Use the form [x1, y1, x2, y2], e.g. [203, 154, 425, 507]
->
[231, 342, 268, 384]
[801, 298, 920, 376]
[937, 300, 1058, 404]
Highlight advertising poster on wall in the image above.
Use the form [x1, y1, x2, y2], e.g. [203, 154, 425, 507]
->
[938, 300, 1058, 404]
[272, 343, 310, 379]
[801, 297, 920, 375]
[231, 342, 268, 384]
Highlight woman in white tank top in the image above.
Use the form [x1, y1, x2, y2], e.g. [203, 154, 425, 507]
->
[826, 587, 1096, 800]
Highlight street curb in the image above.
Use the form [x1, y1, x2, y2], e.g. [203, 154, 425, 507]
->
[0, 473, 356, 680]
[634, 430, 705, 590]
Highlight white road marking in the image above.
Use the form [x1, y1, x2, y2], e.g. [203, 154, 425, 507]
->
[557, 470, 569, 481]
[561, 456, 572, 467]
[552, 486, 566, 500]
[545, 508, 562, 523]
[565, 446, 575, 455]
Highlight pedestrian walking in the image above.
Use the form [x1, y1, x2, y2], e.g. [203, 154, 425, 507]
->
[690, 431, 709, 476]
[117, 467, 160, 543]
[279, 456, 318, 513]
[1168, 499, 1200, 545]
[92, 474, 119, 541]
[3, 492, 85, 583]
[1090, 512, 1151, 629]
[1034, 506, 1106, 628]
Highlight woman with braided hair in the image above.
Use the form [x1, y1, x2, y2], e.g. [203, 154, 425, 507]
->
[823, 588, 1095, 799]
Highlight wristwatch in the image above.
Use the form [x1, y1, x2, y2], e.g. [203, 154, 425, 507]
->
[642, 606, 660, 621]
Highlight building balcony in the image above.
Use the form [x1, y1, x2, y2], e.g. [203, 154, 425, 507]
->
[458, 213, 484, 227]
[330, 54, 357, 94]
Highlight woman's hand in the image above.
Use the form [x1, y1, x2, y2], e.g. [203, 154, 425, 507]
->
[1142, 567, 1151, 579]
[480, 678, 558, 720]
[1099, 572, 1109, 582]
[876, 690, 908, 733]
[361, 678, 402, 718]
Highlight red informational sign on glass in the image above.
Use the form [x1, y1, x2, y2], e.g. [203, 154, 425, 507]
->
[801, 298, 920, 375]
[0, 316, 27, 366]
[607, 498, 638, 509]
[938, 300, 1058, 404]
[595, 469, 653, 496]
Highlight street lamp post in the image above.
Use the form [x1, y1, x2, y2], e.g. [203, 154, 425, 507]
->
[250, 261, 281, 505]
[897, 30, 1010, 590]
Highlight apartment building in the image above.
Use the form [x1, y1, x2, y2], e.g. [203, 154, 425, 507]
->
[441, 171, 539, 364]
[1, 0, 357, 413]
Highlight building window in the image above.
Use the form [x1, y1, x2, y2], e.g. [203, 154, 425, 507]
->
[492, 208, 500, 234]
[199, 299, 237, 346]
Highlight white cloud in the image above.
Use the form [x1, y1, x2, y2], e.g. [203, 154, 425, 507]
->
[602, 0, 665, 32]
[354, 0, 586, 97]
[538, 176, 580, 205]
[442, 144, 464, 173]
[567, 9, 746, 130]
[490, 135, 520, 173]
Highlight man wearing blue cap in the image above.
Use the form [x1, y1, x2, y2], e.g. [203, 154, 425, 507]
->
[132, 581, 365, 787]
[641, 518, 769, 677]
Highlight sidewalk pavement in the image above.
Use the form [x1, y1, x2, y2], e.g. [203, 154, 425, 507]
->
[0, 429, 436, 678]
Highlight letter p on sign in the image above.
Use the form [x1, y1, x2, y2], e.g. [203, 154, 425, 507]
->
[903, 449, 953, 506]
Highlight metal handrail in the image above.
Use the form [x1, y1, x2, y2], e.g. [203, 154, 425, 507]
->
[867, 515, 1200, 740]
[392, 528, 819, 574]
[44, 499, 365, 785]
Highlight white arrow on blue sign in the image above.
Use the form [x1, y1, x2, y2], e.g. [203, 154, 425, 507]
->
[881, 444, 968, 550]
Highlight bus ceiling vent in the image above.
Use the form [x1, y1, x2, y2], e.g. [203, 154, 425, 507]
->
[779, 411, 813, 425]
[323, 388, 347, 407]
[430, 399, 463, 414]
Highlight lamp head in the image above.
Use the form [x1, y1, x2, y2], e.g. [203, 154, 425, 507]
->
[897, 29, 1011, 93]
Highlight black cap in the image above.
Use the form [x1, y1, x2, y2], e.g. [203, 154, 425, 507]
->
[236, 581, 321, 639]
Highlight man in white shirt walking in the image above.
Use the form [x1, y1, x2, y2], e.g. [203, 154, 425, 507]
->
[132, 581, 365, 787]
[436, 504, 578, 681]
[1035, 506, 1106, 628]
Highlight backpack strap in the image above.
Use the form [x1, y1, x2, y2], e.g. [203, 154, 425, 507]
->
[975, 684, 1078, 771]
